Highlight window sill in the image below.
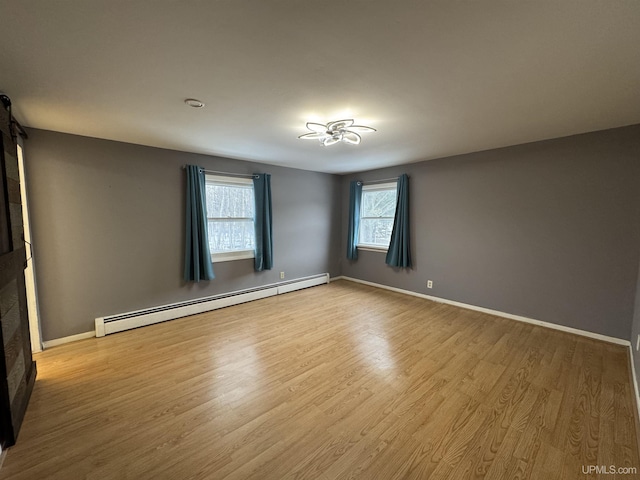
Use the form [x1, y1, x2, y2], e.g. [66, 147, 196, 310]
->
[211, 250, 255, 263]
[357, 245, 389, 253]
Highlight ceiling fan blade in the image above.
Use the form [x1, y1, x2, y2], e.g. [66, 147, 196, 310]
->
[298, 132, 328, 139]
[348, 125, 376, 133]
[342, 132, 361, 145]
[323, 136, 342, 146]
[306, 122, 327, 132]
[327, 119, 354, 131]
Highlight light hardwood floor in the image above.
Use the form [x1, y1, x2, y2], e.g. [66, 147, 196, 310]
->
[1, 280, 639, 479]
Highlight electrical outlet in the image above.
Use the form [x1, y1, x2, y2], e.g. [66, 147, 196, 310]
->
[280, 271, 285, 279]
[427, 280, 433, 289]
[636, 334, 640, 352]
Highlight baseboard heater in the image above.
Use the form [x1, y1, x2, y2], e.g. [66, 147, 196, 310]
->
[95, 273, 330, 337]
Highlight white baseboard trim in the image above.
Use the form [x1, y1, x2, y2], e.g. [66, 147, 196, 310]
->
[337, 276, 630, 346]
[629, 346, 640, 422]
[42, 331, 96, 349]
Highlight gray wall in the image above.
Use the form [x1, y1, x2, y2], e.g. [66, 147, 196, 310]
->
[24, 129, 342, 341]
[341, 125, 640, 340]
[21, 125, 640, 349]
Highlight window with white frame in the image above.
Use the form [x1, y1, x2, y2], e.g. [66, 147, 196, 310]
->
[205, 175, 255, 262]
[358, 182, 397, 250]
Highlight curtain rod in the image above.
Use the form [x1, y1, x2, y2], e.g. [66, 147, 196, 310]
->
[357, 176, 399, 186]
[182, 165, 259, 179]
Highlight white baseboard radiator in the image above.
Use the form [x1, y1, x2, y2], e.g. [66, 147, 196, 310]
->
[95, 273, 330, 337]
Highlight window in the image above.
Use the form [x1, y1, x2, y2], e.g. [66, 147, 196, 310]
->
[205, 175, 255, 262]
[358, 182, 397, 250]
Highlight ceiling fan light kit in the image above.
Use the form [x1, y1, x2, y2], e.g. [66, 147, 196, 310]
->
[298, 119, 376, 146]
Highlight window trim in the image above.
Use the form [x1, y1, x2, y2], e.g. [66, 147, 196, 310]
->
[205, 174, 256, 263]
[357, 245, 389, 253]
[356, 182, 397, 251]
[211, 249, 255, 263]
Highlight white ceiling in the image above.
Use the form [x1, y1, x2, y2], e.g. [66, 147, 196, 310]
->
[1, 1, 639, 174]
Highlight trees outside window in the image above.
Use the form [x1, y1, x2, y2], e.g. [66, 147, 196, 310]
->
[358, 183, 397, 249]
[205, 175, 255, 262]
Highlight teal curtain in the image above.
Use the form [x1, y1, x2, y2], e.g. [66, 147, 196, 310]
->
[184, 165, 215, 282]
[347, 180, 362, 260]
[253, 173, 273, 271]
[386, 174, 412, 268]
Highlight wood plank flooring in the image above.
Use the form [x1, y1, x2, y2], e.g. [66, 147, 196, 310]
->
[1, 280, 638, 479]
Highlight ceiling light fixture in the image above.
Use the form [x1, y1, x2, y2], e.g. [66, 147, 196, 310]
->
[185, 98, 205, 108]
[298, 119, 376, 146]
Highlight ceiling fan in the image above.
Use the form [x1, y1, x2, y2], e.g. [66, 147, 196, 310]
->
[298, 119, 376, 146]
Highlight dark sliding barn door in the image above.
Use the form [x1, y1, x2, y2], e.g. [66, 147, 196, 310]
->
[0, 100, 36, 448]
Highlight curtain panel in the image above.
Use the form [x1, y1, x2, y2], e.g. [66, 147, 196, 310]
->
[184, 165, 215, 282]
[253, 173, 273, 271]
[385, 174, 412, 268]
[346, 180, 363, 260]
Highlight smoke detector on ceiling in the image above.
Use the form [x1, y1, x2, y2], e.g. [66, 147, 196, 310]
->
[185, 98, 205, 108]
